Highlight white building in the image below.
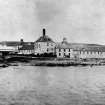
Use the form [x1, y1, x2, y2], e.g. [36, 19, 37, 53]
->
[56, 38, 105, 59]
[55, 38, 74, 59]
[74, 47, 105, 59]
[1, 39, 24, 52]
[0, 45, 15, 52]
[34, 29, 56, 55]
[18, 45, 34, 55]
[0, 44, 16, 56]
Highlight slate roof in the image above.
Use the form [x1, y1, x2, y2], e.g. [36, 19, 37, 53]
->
[1, 41, 20, 46]
[36, 35, 54, 42]
[56, 42, 105, 52]
[1, 41, 34, 46]
[73, 47, 105, 52]
[18, 45, 34, 50]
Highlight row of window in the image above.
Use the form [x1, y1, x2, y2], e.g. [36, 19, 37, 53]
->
[47, 48, 54, 52]
[59, 53, 70, 56]
[47, 43, 53, 46]
[79, 51, 103, 55]
[58, 49, 71, 52]
[19, 50, 34, 54]
[35, 43, 54, 48]
[19, 50, 34, 53]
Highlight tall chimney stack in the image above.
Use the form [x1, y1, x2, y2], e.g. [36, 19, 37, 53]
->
[43, 28, 46, 37]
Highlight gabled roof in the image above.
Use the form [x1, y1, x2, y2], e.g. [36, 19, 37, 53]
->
[1, 41, 20, 46]
[1, 41, 34, 46]
[56, 43, 71, 49]
[74, 47, 105, 52]
[36, 35, 54, 42]
[56, 42, 105, 52]
[18, 45, 34, 50]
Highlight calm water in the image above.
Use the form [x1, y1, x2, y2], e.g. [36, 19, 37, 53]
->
[0, 64, 105, 105]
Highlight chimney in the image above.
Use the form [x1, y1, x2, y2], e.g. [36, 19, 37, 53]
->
[43, 28, 46, 37]
[20, 38, 24, 45]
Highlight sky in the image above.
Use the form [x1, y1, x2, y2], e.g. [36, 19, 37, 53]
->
[0, 0, 105, 44]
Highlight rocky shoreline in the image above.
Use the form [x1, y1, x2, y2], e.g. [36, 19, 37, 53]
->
[30, 59, 105, 67]
[0, 57, 105, 67]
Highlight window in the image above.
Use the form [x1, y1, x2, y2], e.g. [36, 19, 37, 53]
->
[91, 51, 92, 54]
[64, 49, 66, 52]
[38, 44, 40, 48]
[59, 53, 61, 56]
[47, 43, 49, 46]
[59, 49, 61, 52]
[64, 53, 66, 56]
[47, 48, 49, 52]
[51, 43, 53, 46]
[69, 49, 70, 52]
[98, 52, 99, 54]
[37, 43, 38, 48]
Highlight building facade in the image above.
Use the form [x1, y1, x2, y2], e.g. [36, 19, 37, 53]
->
[56, 38, 105, 59]
[74, 48, 105, 59]
[34, 29, 56, 55]
[56, 38, 74, 58]
[0, 44, 16, 56]
[0, 45, 15, 52]
[18, 45, 34, 55]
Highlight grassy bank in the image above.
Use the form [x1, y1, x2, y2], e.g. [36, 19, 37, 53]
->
[30, 59, 105, 67]
[1, 55, 105, 67]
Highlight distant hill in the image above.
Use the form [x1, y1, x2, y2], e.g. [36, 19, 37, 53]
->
[56, 42, 105, 52]
[0, 41, 105, 52]
[0, 41, 34, 46]
[69, 43, 105, 48]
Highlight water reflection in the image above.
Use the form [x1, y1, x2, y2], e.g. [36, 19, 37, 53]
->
[37, 67, 49, 86]
[0, 66, 104, 104]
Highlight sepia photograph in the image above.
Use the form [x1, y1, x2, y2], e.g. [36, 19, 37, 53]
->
[0, 0, 105, 105]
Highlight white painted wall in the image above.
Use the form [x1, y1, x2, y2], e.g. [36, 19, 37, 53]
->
[0, 45, 16, 52]
[56, 48, 74, 58]
[56, 49, 105, 59]
[74, 51, 105, 59]
[18, 50, 34, 54]
[34, 42, 56, 54]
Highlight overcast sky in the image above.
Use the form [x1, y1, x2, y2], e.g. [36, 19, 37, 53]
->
[0, 0, 105, 44]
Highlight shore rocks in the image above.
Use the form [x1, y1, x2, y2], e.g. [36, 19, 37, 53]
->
[30, 60, 104, 67]
[1, 56, 105, 67]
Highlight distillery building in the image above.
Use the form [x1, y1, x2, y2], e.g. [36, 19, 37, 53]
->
[34, 29, 56, 55]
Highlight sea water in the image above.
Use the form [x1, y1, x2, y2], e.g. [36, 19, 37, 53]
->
[0, 65, 105, 105]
